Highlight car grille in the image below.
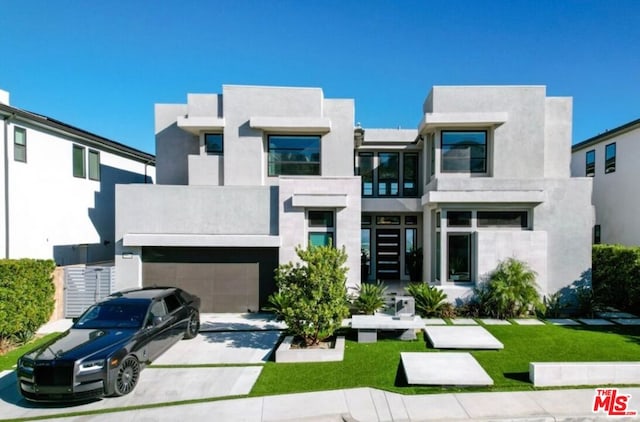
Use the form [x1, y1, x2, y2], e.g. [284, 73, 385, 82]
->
[34, 363, 74, 386]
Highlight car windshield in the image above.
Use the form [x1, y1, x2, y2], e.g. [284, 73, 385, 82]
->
[73, 301, 149, 329]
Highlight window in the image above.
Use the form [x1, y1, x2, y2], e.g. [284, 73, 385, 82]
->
[448, 233, 471, 282]
[361, 228, 371, 275]
[14, 127, 26, 162]
[308, 210, 334, 247]
[362, 215, 372, 225]
[585, 150, 595, 177]
[358, 153, 374, 196]
[405, 228, 417, 275]
[88, 150, 100, 181]
[403, 153, 418, 196]
[441, 131, 487, 173]
[429, 133, 435, 177]
[477, 211, 528, 228]
[377, 152, 399, 196]
[594, 225, 601, 244]
[164, 295, 181, 313]
[205, 133, 223, 154]
[405, 215, 418, 225]
[605, 143, 616, 174]
[447, 211, 472, 227]
[268, 135, 320, 176]
[73, 145, 86, 178]
[376, 215, 400, 225]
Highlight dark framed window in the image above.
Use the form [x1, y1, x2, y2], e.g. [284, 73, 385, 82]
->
[447, 211, 472, 227]
[362, 215, 372, 226]
[403, 153, 419, 196]
[585, 150, 595, 177]
[448, 233, 471, 282]
[309, 232, 333, 247]
[429, 133, 435, 177]
[405, 215, 418, 225]
[441, 131, 487, 173]
[88, 150, 100, 181]
[358, 152, 374, 196]
[268, 135, 320, 176]
[205, 133, 223, 154]
[376, 216, 401, 225]
[361, 228, 371, 275]
[14, 127, 26, 162]
[73, 145, 86, 178]
[477, 211, 528, 228]
[308, 210, 334, 227]
[594, 225, 601, 244]
[405, 228, 417, 275]
[377, 152, 399, 196]
[605, 143, 616, 174]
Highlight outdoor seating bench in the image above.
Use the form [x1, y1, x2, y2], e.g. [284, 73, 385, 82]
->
[351, 315, 424, 343]
[529, 362, 640, 387]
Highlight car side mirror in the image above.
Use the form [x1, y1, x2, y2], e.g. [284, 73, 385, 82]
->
[152, 316, 163, 326]
[72, 317, 79, 323]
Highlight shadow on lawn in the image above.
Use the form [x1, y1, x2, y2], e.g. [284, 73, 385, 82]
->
[504, 372, 530, 383]
[559, 324, 640, 346]
[394, 359, 409, 387]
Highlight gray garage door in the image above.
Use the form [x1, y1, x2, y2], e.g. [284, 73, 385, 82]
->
[142, 262, 259, 313]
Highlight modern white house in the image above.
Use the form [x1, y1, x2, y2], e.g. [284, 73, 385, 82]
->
[0, 89, 155, 265]
[571, 118, 640, 246]
[115, 84, 594, 312]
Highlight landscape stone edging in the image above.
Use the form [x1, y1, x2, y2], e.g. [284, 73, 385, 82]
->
[275, 335, 345, 363]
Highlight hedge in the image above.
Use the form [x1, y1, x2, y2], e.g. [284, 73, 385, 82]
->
[0, 259, 56, 340]
[592, 244, 640, 312]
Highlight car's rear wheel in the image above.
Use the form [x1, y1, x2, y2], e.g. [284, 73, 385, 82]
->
[113, 356, 140, 396]
[184, 311, 200, 339]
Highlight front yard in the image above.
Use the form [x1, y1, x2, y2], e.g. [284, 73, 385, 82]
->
[250, 323, 640, 396]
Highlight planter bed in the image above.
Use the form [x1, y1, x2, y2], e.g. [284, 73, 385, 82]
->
[275, 336, 345, 363]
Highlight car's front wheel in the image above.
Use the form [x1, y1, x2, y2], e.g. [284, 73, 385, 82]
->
[184, 311, 200, 339]
[113, 356, 140, 396]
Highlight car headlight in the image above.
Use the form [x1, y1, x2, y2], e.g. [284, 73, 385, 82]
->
[78, 359, 105, 373]
[18, 357, 34, 370]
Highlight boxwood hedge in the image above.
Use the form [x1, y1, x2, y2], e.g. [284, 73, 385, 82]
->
[592, 244, 640, 312]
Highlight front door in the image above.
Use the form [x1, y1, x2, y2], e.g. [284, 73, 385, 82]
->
[376, 229, 401, 280]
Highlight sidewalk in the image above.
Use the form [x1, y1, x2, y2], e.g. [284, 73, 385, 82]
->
[43, 387, 640, 421]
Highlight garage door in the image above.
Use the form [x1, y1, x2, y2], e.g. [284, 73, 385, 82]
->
[143, 262, 259, 313]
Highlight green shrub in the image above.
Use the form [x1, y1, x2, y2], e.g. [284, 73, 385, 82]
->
[270, 244, 350, 346]
[406, 283, 448, 317]
[353, 281, 387, 315]
[0, 259, 56, 341]
[592, 244, 640, 312]
[475, 257, 544, 319]
[263, 291, 291, 321]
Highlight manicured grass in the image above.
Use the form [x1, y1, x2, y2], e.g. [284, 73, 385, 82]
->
[250, 323, 640, 396]
[0, 334, 59, 371]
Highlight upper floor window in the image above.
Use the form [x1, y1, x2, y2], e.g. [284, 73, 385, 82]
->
[88, 150, 101, 181]
[357, 152, 374, 196]
[268, 135, 320, 176]
[73, 145, 86, 178]
[605, 143, 616, 174]
[585, 149, 595, 177]
[205, 133, 223, 154]
[441, 131, 487, 173]
[377, 152, 399, 196]
[14, 127, 26, 162]
[403, 153, 418, 196]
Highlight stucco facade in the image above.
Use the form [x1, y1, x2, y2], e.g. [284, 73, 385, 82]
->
[116, 84, 593, 310]
[0, 89, 155, 265]
[571, 118, 640, 246]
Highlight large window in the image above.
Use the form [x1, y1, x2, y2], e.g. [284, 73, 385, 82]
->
[448, 233, 471, 282]
[605, 143, 616, 174]
[405, 228, 417, 275]
[88, 150, 100, 181]
[73, 145, 86, 178]
[403, 153, 418, 196]
[477, 211, 528, 228]
[14, 127, 26, 162]
[441, 131, 487, 173]
[358, 152, 374, 196]
[377, 152, 399, 196]
[205, 133, 223, 154]
[308, 210, 334, 247]
[268, 135, 320, 176]
[585, 150, 595, 177]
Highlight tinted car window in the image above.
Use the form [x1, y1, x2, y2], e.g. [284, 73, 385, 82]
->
[164, 294, 181, 313]
[74, 302, 148, 329]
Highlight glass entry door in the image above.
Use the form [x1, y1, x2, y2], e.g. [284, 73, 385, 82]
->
[376, 229, 401, 280]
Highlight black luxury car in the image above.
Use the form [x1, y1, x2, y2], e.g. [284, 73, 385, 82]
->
[17, 287, 201, 402]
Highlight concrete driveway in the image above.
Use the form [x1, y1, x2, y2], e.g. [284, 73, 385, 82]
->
[0, 314, 284, 421]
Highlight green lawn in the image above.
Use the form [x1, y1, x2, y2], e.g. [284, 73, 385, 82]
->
[0, 334, 59, 371]
[250, 323, 640, 396]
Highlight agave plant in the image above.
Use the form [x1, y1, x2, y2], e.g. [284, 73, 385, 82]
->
[406, 283, 448, 317]
[353, 281, 388, 315]
[263, 290, 292, 321]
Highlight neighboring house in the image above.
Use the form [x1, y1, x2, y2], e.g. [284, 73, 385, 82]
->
[0, 89, 155, 265]
[115, 84, 594, 312]
[571, 118, 640, 247]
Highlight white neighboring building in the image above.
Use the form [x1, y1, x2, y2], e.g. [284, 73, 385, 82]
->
[571, 118, 640, 246]
[116, 84, 594, 312]
[0, 89, 155, 265]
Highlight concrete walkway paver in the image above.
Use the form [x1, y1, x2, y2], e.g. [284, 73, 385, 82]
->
[511, 318, 545, 325]
[479, 318, 512, 325]
[424, 326, 503, 349]
[546, 318, 581, 325]
[578, 318, 615, 325]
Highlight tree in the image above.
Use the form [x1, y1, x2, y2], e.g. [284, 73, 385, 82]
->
[270, 244, 350, 346]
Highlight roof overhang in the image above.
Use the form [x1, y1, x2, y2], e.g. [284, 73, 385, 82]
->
[123, 234, 280, 248]
[250, 116, 331, 134]
[291, 193, 347, 208]
[418, 112, 508, 133]
[177, 116, 225, 134]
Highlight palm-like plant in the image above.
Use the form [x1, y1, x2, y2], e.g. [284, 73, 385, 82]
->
[476, 257, 545, 319]
[353, 281, 387, 315]
[406, 283, 448, 317]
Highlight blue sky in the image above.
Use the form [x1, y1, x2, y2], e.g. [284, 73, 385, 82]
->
[1, 0, 638, 154]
